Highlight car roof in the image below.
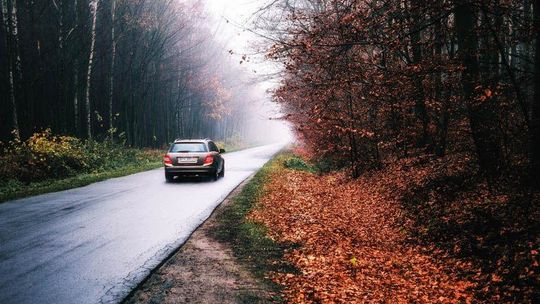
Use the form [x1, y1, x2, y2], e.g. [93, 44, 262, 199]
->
[173, 138, 212, 143]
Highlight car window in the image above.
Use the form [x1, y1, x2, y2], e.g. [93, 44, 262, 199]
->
[208, 142, 218, 152]
[170, 143, 207, 153]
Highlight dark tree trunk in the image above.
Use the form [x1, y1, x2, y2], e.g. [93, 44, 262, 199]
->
[532, 0, 540, 180]
[1, 0, 20, 138]
[410, 0, 429, 148]
[455, 2, 502, 177]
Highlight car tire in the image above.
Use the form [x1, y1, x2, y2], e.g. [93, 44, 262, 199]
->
[211, 169, 219, 181]
[219, 162, 225, 177]
[165, 172, 174, 182]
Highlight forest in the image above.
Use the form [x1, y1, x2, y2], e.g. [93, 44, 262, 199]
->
[1, 0, 539, 301]
[256, 0, 540, 182]
[0, 0, 266, 147]
[242, 0, 540, 301]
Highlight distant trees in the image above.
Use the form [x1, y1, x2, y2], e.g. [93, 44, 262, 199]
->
[0, 0, 259, 147]
[262, 0, 538, 179]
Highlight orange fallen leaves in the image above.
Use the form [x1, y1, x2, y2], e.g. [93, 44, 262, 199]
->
[249, 166, 477, 303]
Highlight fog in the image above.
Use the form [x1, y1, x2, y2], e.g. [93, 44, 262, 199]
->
[200, 0, 293, 145]
[0, 0, 292, 146]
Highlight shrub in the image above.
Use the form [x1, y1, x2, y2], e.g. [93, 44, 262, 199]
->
[0, 129, 161, 184]
[0, 130, 87, 182]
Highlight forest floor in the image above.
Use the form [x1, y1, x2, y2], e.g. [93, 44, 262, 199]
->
[124, 150, 539, 303]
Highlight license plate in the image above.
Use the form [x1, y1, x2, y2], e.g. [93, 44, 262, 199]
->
[177, 157, 197, 163]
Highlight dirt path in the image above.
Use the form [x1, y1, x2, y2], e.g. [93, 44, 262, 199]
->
[123, 177, 272, 304]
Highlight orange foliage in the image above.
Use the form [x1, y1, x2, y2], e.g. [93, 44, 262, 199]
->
[250, 154, 539, 303]
[250, 168, 475, 303]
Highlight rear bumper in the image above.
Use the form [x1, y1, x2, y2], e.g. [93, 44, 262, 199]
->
[165, 166, 214, 175]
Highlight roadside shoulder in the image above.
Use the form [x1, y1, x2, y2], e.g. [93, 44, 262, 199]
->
[124, 154, 288, 304]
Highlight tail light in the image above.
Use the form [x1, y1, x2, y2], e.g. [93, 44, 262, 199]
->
[203, 155, 214, 165]
[163, 154, 172, 165]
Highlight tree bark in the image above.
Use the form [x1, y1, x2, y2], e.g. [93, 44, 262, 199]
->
[434, 12, 448, 157]
[455, 2, 502, 177]
[73, 0, 80, 135]
[108, 0, 116, 138]
[532, 0, 540, 179]
[410, 0, 429, 148]
[84, 0, 99, 139]
[1, 0, 20, 138]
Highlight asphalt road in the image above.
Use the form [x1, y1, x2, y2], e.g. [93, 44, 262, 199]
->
[0, 143, 284, 304]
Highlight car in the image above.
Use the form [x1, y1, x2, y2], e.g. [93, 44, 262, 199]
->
[163, 139, 225, 182]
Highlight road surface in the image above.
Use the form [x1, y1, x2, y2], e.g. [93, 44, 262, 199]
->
[0, 143, 284, 304]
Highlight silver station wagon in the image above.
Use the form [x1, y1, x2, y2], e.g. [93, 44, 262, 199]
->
[163, 139, 225, 182]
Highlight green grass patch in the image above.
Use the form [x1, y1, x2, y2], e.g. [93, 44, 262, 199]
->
[282, 153, 317, 173]
[211, 153, 298, 303]
[0, 161, 161, 203]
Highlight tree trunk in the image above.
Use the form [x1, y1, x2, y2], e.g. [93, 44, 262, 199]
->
[73, 0, 79, 135]
[455, 2, 502, 177]
[434, 14, 448, 157]
[84, 0, 99, 139]
[1, 0, 20, 138]
[108, 0, 116, 139]
[57, 0, 66, 133]
[532, 0, 540, 179]
[410, 0, 429, 148]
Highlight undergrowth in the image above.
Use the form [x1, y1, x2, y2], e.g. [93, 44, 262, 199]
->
[0, 129, 162, 202]
[247, 148, 538, 302]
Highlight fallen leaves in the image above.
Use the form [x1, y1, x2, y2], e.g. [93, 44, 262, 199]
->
[249, 164, 476, 303]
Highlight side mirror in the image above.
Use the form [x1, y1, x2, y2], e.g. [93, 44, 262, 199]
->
[219, 148, 226, 154]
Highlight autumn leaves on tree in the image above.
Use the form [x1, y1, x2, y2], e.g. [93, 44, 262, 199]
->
[254, 1, 539, 301]
[263, 0, 539, 181]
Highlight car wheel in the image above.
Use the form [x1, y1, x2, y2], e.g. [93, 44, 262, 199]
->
[219, 164, 225, 177]
[211, 169, 219, 181]
[165, 172, 174, 182]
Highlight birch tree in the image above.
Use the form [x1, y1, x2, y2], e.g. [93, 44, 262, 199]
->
[84, 0, 99, 139]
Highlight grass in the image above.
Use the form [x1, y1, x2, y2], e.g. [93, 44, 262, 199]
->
[0, 161, 162, 203]
[282, 153, 317, 173]
[211, 152, 298, 303]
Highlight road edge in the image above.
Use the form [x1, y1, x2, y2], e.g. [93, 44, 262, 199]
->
[119, 173, 258, 303]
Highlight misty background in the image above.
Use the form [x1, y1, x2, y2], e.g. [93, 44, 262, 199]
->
[0, 0, 291, 146]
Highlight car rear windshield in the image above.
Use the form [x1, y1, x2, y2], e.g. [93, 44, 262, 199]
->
[170, 142, 208, 153]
